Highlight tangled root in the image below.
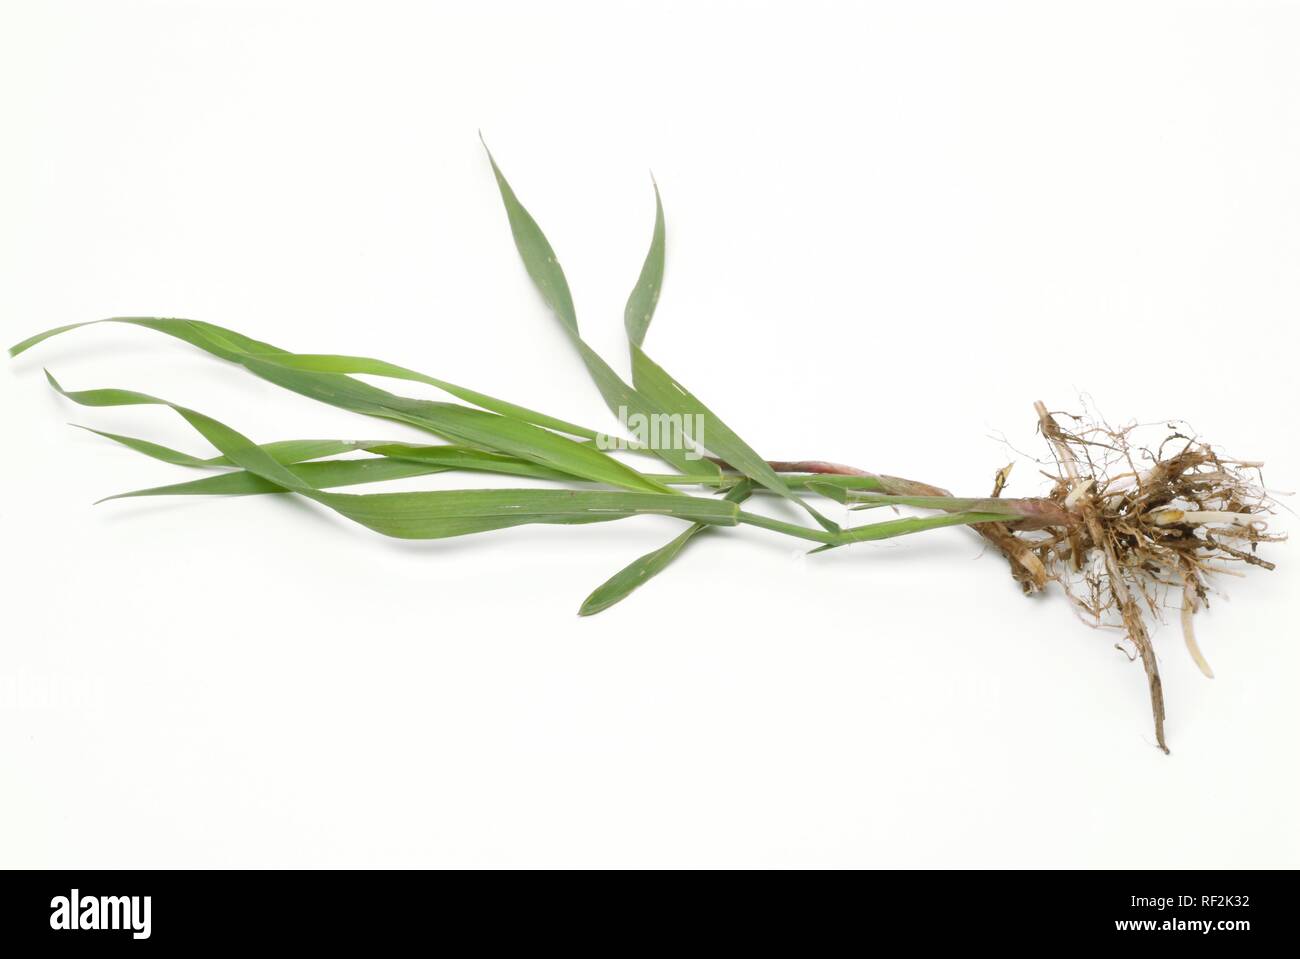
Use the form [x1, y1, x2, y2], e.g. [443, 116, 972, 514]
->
[991, 402, 1284, 753]
[763, 402, 1281, 752]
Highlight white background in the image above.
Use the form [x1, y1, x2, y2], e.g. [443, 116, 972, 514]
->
[2, 1, 1297, 868]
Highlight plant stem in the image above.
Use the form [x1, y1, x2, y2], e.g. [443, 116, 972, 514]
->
[736, 510, 839, 544]
[725, 457, 1065, 584]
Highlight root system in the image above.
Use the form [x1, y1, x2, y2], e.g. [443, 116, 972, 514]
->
[785, 402, 1284, 753]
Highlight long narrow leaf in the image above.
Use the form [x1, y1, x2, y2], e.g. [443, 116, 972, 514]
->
[71, 425, 220, 469]
[101, 457, 450, 501]
[623, 186, 836, 532]
[320, 488, 738, 540]
[847, 493, 1027, 518]
[365, 443, 575, 482]
[579, 480, 753, 616]
[12, 319, 602, 440]
[631, 343, 836, 532]
[836, 510, 1017, 544]
[45, 371, 739, 539]
[99, 446, 577, 501]
[481, 141, 720, 481]
[240, 351, 608, 442]
[13, 317, 670, 494]
[623, 180, 665, 351]
[76, 426, 386, 470]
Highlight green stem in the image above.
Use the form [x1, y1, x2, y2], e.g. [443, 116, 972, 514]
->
[736, 510, 839, 544]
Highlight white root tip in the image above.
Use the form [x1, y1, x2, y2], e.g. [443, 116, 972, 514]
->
[1181, 584, 1214, 679]
[1148, 509, 1264, 529]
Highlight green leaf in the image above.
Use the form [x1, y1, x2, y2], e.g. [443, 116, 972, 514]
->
[77, 426, 385, 470]
[96, 439, 581, 501]
[847, 493, 1026, 519]
[623, 179, 664, 350]
[45, 372, 318, 492]
[621, 183, 836, 533]
[100, 457, 451, 501]
[71, 425, 219, 469]
[480, 140, 719, 481]
[13, 317, 670, 494]
[836, 510, 1016, 544]
[240, 351, 605, 442]
[365, 443, 575, 482]
[10, 316, 279, 364]
[578, 480, 753, 616]
[315, 487, 738, 540]
[482, 140, 579, 336]
[14, 318, 603, 438]
[205, 438, 382, 468]
[630, 343, 838, 532]
[45, 371, 740, 540]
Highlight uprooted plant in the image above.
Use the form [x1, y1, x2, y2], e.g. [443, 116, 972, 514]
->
[9, 142, 1282, 753]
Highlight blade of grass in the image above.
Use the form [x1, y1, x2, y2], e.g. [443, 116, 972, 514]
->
[233, 350, 672, 491]
[99, 447, 578, 501]
[847, 493, 1027, 518]
[734, 507, 1016, 548]
[45, 373, 1002, 549]
[204, 438, 377, 468]
[44, 371, 741, 539]
[100, 457, 451, 501]
[623, 184, 837, 533]
[365, 443, 575, 482]
[578, 480, 754, 616]
[12, 317, 291, 364]
[44, 371, 346, 493]
[75, 426, 389, 470]
[481, 139, 720, 481]
[13, 317, 670, 494]
[91, 431, 893, 502]
[623, 179, 664, 350]
[323, 487, 739, 540]
[78, 424, 572, 484]
[631, 344, 837, 531]
[238, 351, 612, 442]
[834, 510, 1017, 545]
[77, 421, 720, 497]
[70, 425, 221, 469]
[12, 318, 604, 440]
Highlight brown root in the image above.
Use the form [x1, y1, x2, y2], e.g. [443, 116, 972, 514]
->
[1014, 401, 1283, 752]
[755, 404, 1283, 752]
